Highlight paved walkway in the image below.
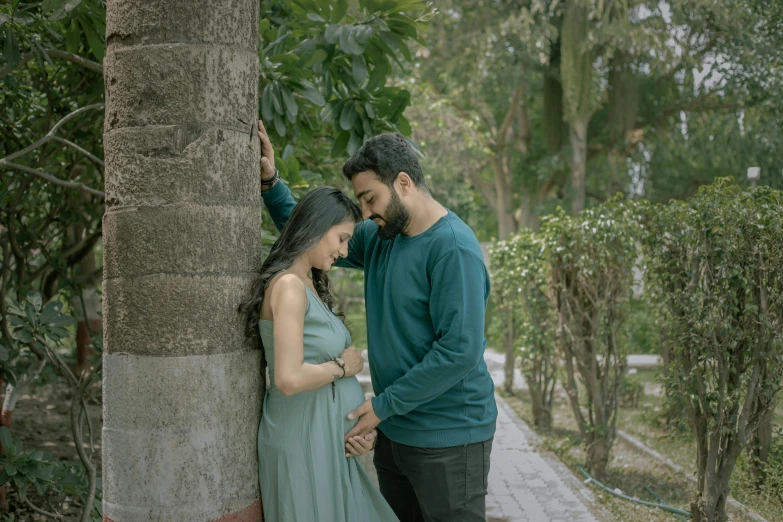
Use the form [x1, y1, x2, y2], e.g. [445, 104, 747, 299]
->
[359, 350, 604, 521]
[486, 396, 601, 521]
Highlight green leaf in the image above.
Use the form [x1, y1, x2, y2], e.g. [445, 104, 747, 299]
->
[366, 58, 390, 91]
[5, 463, 16, 477]
[12, 328, 32, 343]
[332, 0, 348, 22]
[0, 469, 8, 486]
[397, 40, 412, 62]
[299, 84, 326, 106]
[352, 55, 367, 85]
[79, 18, 104, 62]
[280, 87, 297, 114]
[304, 48, 328, 67]
[33, 41, 55, 68]
[273, 113, 286, 137]
[0, 427, 11, 451]
[282, 144, 294, 161]
[42, 0, 65, 14]
[4, 28, 20, 68]
[339, 102, 357, 131]
[0, 344, 7, 362]
[324, 69, 332, 99]
[270, 83, 284, 114]
[389, 89, 410, 121]
[24, 302, 36, 325]
[65, 0, 82, 11]
[49, 315, 75, 327]
[364, 102, 376, 119]
[261, 83, 275, 122]
[320, 100, 342, 121]
[269, 53, 300, 65]
[361, 115, 372, 137]
[339, 25, 359, 55]
[259, 18, 271, 34]
[26, 292, 42, 313]
[347, 131, 362, 155]
[324, 24, 341, 44]
[307, 12, 326, 22]
[6, 315, 25, 327]
[396, 114, 411, 136]
[287, 157, 303, 185]
[40, 301, 60, 325]
[47, 327, 69, 340]
[281, 86, 298, 123]
[355, 25, 374, 45]
[331, 131, 350, 158]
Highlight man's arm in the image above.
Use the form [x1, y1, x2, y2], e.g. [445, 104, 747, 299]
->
[371, 248, 489, 420]
[257, 120, 367, 269]
[262, 179, 296, 232]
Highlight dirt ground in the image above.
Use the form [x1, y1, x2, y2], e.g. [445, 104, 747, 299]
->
[1, 381, 102, 521]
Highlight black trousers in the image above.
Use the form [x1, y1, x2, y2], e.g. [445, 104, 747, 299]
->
[373, 430, 493, 522]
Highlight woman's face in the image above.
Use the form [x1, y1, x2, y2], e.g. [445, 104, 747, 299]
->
[309, 220, 355, 271]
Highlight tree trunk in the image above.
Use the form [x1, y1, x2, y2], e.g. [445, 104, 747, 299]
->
[569, 118, 588, 215]
[586, 435, 611, 479]
[528, 382, 552, 430]
[102, 1, 263, 520]
[492, 156, 515, 239]
[543, 74, 567, 155]
[749, 405, 774, 487]
[516, 192, 539, 232]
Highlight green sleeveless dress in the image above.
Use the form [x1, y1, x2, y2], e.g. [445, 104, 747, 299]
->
[257, 286, 398, 522]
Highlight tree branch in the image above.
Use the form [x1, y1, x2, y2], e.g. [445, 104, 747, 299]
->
[0, 49, 103, 80]
[24, 498, 65, 521]
[1, 104, 104, 165]
[0, 162, 104, 198]
[51, 136, 104, 171]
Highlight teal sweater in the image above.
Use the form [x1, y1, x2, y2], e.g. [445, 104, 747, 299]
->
[263, 182, 497, 448]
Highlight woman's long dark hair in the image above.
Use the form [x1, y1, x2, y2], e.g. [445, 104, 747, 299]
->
[240, 186, 362, 338]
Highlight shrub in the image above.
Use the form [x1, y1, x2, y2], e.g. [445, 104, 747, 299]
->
[644, 180, 783, 522]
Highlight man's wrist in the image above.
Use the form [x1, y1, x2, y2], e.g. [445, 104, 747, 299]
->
[260, 169, 280, 192]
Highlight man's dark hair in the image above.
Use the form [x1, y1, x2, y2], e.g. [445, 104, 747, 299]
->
[342, 133, 427, 188]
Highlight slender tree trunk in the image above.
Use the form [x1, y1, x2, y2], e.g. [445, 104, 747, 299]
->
[569, 118, 588, 215]
[102, 1, 263, 520]
[528, 364, 552, 430]
[749, 406, 774, 487]
[492, 156, 515, 239]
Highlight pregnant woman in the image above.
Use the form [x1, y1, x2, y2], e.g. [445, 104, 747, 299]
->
[240, 186, 398, 521]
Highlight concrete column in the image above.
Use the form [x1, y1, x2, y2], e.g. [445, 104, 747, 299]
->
[102, 1, 263, 520]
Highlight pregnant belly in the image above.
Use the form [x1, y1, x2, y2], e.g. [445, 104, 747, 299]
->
[336, 376, 367, 434]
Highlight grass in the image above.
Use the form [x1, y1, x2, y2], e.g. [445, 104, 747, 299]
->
[502, 371, 781, 522]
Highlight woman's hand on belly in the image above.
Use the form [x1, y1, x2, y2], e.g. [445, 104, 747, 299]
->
[345, 430, 377, 458]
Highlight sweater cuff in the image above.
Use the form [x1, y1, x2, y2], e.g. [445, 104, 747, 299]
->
[261, 179, 290, 205]
[371, 394, 394, 422]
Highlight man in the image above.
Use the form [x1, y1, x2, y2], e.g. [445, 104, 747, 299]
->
[258, 120, 497, 522]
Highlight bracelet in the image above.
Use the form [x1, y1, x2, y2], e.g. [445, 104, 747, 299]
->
[332, 357, 346, 379]
[260, 168, 280, 189]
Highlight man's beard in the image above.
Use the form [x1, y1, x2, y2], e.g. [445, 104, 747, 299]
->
[372, 190, 410, 241]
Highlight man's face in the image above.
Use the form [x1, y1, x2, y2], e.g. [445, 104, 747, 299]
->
[351, 170, 410, 240]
